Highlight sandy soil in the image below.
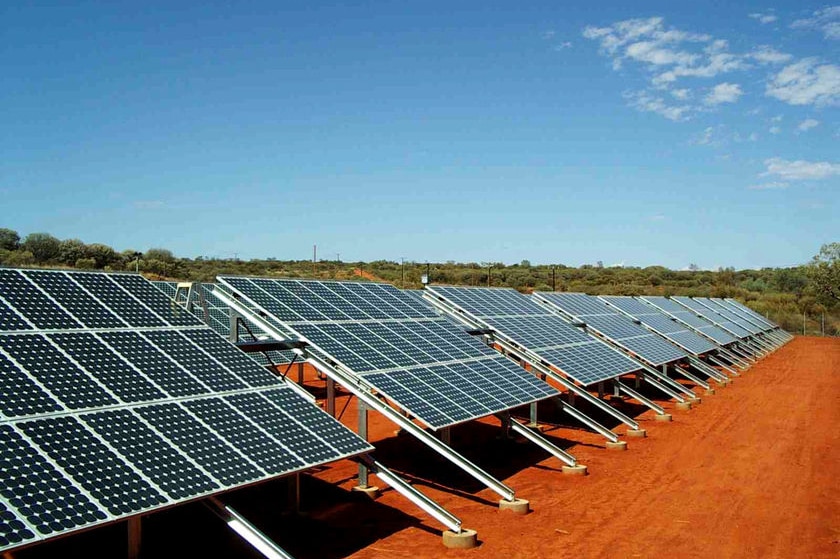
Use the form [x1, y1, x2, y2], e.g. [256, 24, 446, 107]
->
[14, 336, 839, 559]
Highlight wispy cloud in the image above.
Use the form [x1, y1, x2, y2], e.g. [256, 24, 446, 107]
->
[750, 46, 793, 65]
[624, 90, 691, 121]
[748, 181, 789, 190]
[554, 41, 573, 50]
[791, 6, 840, 40]
[541, 30, 556, 40]
[766, 58, 840, 106]
[749, 12, 778, 24]
[762, 157, 840, 180]
[705, 82, 743, 105]
[769, 125, 781, 134]
[797, 118, 820, 132]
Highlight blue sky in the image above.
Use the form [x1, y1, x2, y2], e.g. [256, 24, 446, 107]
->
[1, 1, 837, 269]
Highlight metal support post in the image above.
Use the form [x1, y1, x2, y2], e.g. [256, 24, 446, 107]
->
[287, 473, 301, 514]
[128, 517, 142, 559]
[557, 398, 619, 442]
[528, 401, 538, 427]
[326, 377, 336, 417]
[687, 356, 728, 381]
[597, 381, 605, 398]
[440, 427, 451, 446]
[358, 401, 369, 487]
[642, 363, 695, 398]
[297, 362, 304, 385]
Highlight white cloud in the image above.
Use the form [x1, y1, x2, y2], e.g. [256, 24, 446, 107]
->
[625, 41, 697, 66]
[748, 181, 789, 190]
[766, 58, 840, 106]
[762, 157, 840, 180]
[770, 114, 783, 122]
[797, 118, 820, 131]
[749, 12, 778, 24]
[554, 41, 573, 50]
[750, 46, 793, 65]
[671, 88, 690, 100]
[624, 90, 691, 120]
[791, 6, 840, 40]
[769, 126, 781, 134]
[705, 82, 743, 105]
[692, 126, 716, 145]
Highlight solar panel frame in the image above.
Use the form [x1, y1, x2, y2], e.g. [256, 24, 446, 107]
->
[704, 298, 774, 333]
[425, 286, 645, 386]
[692, 298, 764, 336]
[0, 269, 373, 555]
[723, 298, 780, 329]
[216, 277, 559, 430]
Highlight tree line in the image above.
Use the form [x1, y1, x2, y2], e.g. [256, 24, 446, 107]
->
[1, 228, 837, 336]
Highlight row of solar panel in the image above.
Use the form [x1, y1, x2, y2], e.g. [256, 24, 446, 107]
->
[0, 388, 370, 550]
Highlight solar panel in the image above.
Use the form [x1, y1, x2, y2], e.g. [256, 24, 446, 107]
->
[641, 296, 738, 345]
[717, 298, 777, 330]
[425, 286, 643, 386]
[216, 277, 558, 430]
[0, 269, 372, 555]
[534, 292, 687, 366]
[702, 298, 772, 333]
[670, 297, 752, 339]
[600, 296, 718, 356]
[152, 281, 293, 367]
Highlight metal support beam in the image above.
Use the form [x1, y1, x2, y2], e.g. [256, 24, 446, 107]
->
[639, 362, 694, 399]
[672, 365, 710, 390]
[506, 417, 577, 467]
[287, 473, 300, 514]
[718, 346, 750, 369]
[440, 427, 452, 446]
[640, 374, 686, 403]
[557, 399, 620, 443]
[297, 362, 304, 384]
[687, 356, 729, 381]
[709, 354, 739, 376]
[615, 381, 665, 415]
[205, 498, 295, 559]
[528, 401, 538, 427]
[360, 457, 462, 534]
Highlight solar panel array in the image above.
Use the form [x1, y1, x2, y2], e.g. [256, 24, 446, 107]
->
[599, 296, 718, 356]
[153, 281, 293, 366]
[533, 292, 687, 366]
[425, 286, 643, 386]
[216, 277, 558, 430]
[0, 269, 372, 554]
[670, 297, 752, 339]
[640, 296, 738, 345]
[720, 298, 777, 330]
[699, 298, 769, 334]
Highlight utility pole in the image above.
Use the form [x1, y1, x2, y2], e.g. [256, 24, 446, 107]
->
[803, 311, 806, 335]
[134, 252, 142, 274]
[552, 266, 556, 291]
[401, 257, 406, 287]
[487, 266, 492, 287]
[313, 245, 317, 276]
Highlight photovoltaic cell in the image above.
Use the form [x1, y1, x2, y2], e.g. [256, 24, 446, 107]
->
[0, 269, 372, 554]
[217, 277, 558, 430]
[671, 297, 751, 339]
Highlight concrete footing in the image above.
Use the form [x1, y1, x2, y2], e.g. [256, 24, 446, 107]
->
[655, 413, 673, 422]
[525, 423, 548, 432]
[605, 441, 628, 451]
[704, 388, 716, 396]
[687, 397, 701, 405]
[561, 464, 588, 476]
[626, 428, 647, 438]
[498, 498, 530, 515]
[675, 402, 692, 411]
[442, 528, 478, 549]
[351, 485, 380, 500]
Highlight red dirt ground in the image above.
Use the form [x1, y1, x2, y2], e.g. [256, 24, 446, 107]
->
[13, 336, 839, 559]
